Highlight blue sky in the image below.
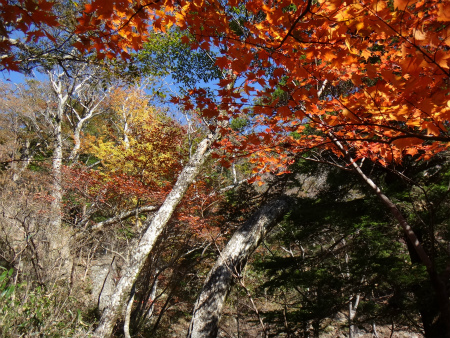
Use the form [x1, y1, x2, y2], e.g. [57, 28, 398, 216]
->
[1, 69, 48, 84]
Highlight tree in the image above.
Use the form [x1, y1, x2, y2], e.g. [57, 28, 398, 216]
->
[93, 124, 222, 336]
[187, 196, 293, 338]
[250, 161, 430, 337]
[83, 85, 186, 202]
[0, 0, 101, 72]
[68, 85, 187, 231]
[91, 45, 232, 335]
[6, 2, 450, 158]
[67, 0, 450, 183]
[1, 64, 117, 279]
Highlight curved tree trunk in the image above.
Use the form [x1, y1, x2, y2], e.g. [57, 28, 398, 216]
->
[330, 138, 450, 337]
[93, 132, 217, 337]
[349, 159, 450, 337]
[326, 131, 450, 337]
[187, 196, 293, 338]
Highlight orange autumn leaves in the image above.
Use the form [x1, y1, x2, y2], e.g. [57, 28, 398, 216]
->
[197, 0, 450, 170]
[3, 0, 450, 172]
[0, 0, 59, 70]
[73, 0, 158, 59]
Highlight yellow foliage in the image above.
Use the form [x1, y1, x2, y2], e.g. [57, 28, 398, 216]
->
[85, 86, 185, 188]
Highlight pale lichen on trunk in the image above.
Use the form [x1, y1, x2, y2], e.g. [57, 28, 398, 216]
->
[187, 196, 293, 338]
[94, 133, 217, 337]
[48, 72, 72, 281]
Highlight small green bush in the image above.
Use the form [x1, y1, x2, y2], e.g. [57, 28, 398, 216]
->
[0, 267, 94, 337]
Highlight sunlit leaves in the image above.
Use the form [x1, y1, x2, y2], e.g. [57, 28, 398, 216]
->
[0, 0, 59, 70]
[4, 0, 450, 176]
[82, 87, 185, 207]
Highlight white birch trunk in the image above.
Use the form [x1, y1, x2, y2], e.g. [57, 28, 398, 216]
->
[187, 196, 293, 338]
[67, 87, 109, 162]
[68, 114, 92, 163]
[51, 114, 63, 231]
[48, 74, 72, 280]
[93, 132, 218, 337]
[49, 74, 66, 233]
[68, 122, 83, 162]
[124, 284, 135, 338]
[348, 294, 360, 338]
[123, 109, 130, 149]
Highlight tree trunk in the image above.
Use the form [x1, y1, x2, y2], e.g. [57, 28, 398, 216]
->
[350, 161, 450, 338]
[328, 133, 450, 337]
[68, 122, 83, 163]
[124, 284, 135, 338]
[187, 196, 293, 338]
[47, 77, 72, 281]
[348, 294, 360, 338]
[405, 234, 450, 338]
[93, 132, 217, 337]
[11, 139, 33, 182]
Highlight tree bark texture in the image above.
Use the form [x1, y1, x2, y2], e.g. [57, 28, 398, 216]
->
[187, 196, 293, 338]
[48, 74, 72, 281]
[94, 132, 217, 337]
